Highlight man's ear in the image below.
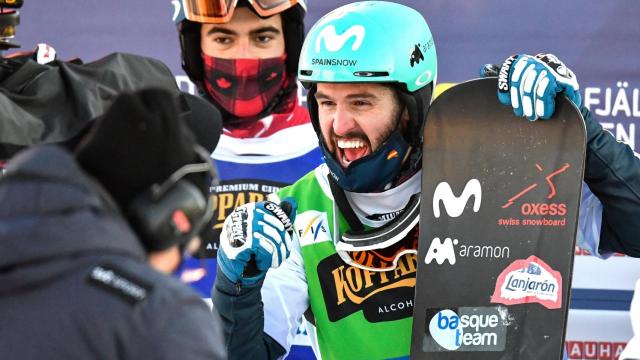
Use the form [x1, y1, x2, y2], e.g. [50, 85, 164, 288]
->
[147, 245, 182, 274]
[400, 107, 411, 130]
[402, 107, 410, 122]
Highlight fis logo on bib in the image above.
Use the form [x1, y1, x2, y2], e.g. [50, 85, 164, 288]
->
[424, 306, 509, 352]
[296, 211, 331, 246]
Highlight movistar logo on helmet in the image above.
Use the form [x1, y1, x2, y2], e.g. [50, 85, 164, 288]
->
[315, 24, 365, 53]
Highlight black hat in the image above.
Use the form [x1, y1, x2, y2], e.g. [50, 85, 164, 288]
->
[75, 88, 221, 212]
[182, 92, 222, 153]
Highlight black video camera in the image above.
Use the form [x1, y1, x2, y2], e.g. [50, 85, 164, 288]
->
[0, 0, 23, 51]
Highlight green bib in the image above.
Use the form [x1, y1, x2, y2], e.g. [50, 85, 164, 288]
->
[277, 166, 417, 360]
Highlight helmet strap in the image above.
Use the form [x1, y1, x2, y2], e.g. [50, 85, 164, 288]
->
[396, 82, 433, 171]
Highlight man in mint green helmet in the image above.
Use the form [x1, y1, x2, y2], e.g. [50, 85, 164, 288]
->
[212, 2, 640, 359]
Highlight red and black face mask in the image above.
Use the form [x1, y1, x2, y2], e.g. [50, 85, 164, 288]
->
[201, 52, 288, 118]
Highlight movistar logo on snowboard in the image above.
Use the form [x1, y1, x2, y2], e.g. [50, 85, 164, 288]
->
[424, 306, 508, 352]
[433, 179, 482, 218]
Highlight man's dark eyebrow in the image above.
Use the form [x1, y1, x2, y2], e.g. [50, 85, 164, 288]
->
[206, 26, 281, 37]
[345, 93, 376, 100]
[315, 91, 377, 100]
[206, 27, 237, 36]
[315, 91, 331, 100]
[249, 26, 281, 36]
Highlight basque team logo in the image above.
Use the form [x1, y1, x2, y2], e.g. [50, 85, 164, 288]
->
[425, 306, 508, 352]
[491, 255, 562, 309]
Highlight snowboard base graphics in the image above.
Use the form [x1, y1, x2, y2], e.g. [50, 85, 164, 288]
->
[410, 78, 586, 359]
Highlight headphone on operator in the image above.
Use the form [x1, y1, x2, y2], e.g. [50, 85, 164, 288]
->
[126, 145, 218, 253]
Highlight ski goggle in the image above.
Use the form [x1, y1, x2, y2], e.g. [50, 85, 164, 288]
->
[334, 194, 421, 272]
[181, 0, 305, 24]
[336, 228, 419, 273]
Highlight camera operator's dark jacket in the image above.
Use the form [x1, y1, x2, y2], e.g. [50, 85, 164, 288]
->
[0, 145, 227, 360]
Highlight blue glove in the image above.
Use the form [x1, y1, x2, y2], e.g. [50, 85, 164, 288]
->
[493, 53, 581, 121]
[217, 198, 297, 285]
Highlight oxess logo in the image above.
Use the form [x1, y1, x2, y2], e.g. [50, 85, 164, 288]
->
[502, 163, 570, 209]
[498, 163, 571, 228]
[424, 306, 509, 352]
[491, 255, 562, 309]
[315, 24, 365, 53]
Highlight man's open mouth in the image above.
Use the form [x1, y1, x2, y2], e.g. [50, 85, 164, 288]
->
[336, 138, 370, 168]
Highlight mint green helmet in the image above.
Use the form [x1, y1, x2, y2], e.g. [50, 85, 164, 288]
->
[299, 1, 437, 92]
[299, 1, 437, 191]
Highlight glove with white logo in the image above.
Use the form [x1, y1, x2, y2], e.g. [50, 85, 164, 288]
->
[490, 53, 581, 121]
[217, 199, 297, 285]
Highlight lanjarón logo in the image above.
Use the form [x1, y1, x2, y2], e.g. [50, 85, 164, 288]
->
[491, 255, 563, 309]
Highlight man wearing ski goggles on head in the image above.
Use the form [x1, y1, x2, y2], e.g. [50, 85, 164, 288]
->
[172, 0, 323, 296]
[212, 2, 640, 359]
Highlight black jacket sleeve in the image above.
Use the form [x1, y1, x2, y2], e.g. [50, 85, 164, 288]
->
[211, 265, 286, 360]
[582, 106, 640, 257]
[143, 298, 228, 360]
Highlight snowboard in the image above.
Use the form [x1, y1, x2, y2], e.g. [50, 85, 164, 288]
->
[410, 77, 586, 359]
